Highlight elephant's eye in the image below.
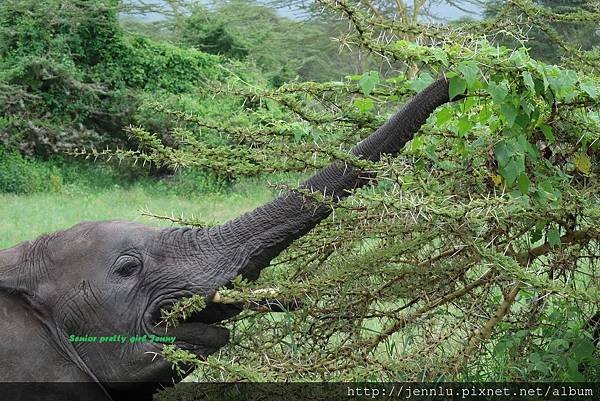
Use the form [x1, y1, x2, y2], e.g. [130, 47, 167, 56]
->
[113, 256, 142, 277]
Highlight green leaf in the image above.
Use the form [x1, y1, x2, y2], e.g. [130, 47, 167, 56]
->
[495, 138, 526, 186]
[522, 71, 535, 92]
[354, 97, 374, 113]
[477, 106, 492, 124]
[494, 339, 513, 354]
[508, 49, 527, 67]
[354, 97, 375, 113]
[515, 111, 531, 130]
[517, 173, 530, 194]
[292, 125, 309, 142]
[457, 61, 479, 88]
[566, 359, 585, 381]
[456, 116, 473, 137]
[500, 159, 524, 185]
[453, 138, 467, 156]
[494, 140, 511, 167]
[430, 47, 449, 66]
[580, 80, 599, 99]
[359, 71, 379, 96]
[501, 103, 518, 127]
[462, 96, 478, 112]
[529, 352, 541, 364]
[549, 339, 569, 353]
[517, 135, 530, 156]
[530, 227, 543, 243]
[571, 338, 596, 362]
[436, 107, 453, 125]
[535, 180, 561, 206]
[449, 76, 467, 100]
[548, 69, 578, 94]
[539, 123, 554, 143]
[411, 135, 424, 151]
[534, 360, 550, 374]
[515, 329, 530, 339]
[410, 72, 434, 92]
[547, 227, 560, 247]
[486, 80, 509, 104]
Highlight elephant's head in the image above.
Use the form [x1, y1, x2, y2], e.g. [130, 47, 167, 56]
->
[0, 78, 451, 392]
[0, 221, 239, 384]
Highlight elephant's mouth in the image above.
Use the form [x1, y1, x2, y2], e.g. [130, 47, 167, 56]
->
[144, 294, 231, 356]
[144, 290, 299, 356]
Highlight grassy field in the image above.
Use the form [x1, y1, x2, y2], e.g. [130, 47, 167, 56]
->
[0, 182, 275, 249]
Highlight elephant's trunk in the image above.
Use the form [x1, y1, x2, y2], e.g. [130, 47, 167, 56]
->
[206, 78, 450, 280]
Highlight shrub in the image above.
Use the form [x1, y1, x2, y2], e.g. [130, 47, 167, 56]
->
[0, 0, 228, 156]
[0, 146, 60, 193]
[167, 169, 230, 195]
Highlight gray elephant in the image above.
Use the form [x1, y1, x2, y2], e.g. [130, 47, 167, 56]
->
[0, 78, 451, 400]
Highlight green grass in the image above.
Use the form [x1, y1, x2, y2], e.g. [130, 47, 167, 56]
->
[0, 181, 275, 249]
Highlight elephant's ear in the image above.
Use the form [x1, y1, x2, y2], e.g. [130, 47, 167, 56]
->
[0, 242, 31, 294]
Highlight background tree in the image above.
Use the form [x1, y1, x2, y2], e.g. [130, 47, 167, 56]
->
[121, 0, 367, 83]
[483, 0, 600, 66]
[179, 0, 333, 84]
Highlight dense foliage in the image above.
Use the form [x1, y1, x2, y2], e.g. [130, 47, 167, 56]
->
[0, 146, 61, 193]
[0, 0, 235, 156]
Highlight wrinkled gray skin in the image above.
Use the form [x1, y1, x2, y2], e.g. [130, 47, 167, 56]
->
[0, 79, 450, 400]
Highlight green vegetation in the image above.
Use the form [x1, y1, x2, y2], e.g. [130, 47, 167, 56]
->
[0, 146, 278, 249]
[0, 0, 240, 155]
[0, 181, 274, 250]
[179, 1, 353, 84]
[484, 0, 600, 65]
[0, 146, 61, 193]
[1, 0, 599, 389]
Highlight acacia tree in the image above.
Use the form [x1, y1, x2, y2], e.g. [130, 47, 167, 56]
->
[484, 0, 600, 66]
[88, 0, 599, 390]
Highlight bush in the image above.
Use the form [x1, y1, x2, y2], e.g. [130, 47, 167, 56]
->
[0, 0, 228, 156]
[166, 169, 230, 195]
[49, 158, 231, 196]
[0, 149, 233, 196]
[48, 158, 145, 190]
[0, 146, 60, 194]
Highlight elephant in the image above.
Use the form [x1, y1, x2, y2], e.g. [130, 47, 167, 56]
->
[0, 78, 451, 400]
